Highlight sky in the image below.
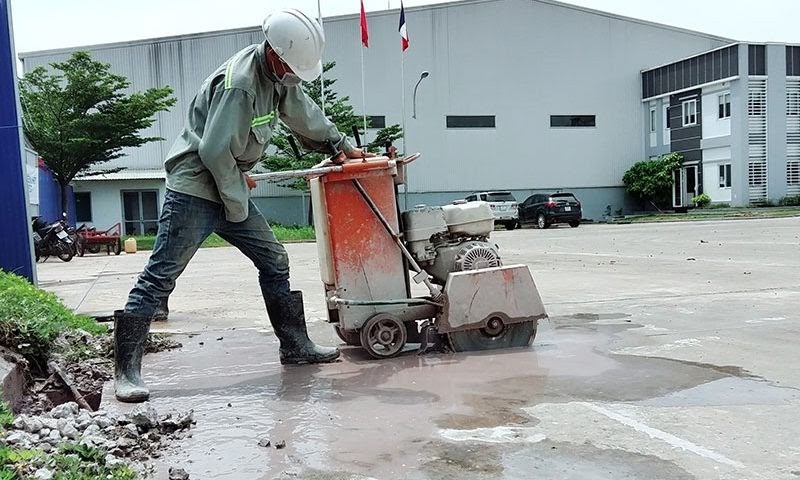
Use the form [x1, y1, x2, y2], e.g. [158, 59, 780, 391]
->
[7, 0, 800, 58]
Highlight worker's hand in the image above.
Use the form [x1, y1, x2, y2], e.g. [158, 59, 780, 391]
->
[244, 174, 257, 190]
[334, 147, 375, 163]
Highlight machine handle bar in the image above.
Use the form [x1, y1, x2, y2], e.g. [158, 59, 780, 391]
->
[249, 154, 420, 183]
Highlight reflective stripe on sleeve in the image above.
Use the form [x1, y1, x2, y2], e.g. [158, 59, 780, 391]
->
[251, 112, 276, 127]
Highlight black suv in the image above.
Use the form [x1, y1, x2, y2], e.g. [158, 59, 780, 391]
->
[519, 192, 582, 229]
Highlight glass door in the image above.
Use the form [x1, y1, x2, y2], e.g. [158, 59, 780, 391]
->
[122, 190, 159, 235]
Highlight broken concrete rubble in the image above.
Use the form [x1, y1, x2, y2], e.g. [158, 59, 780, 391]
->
[1, 401, 195, 476]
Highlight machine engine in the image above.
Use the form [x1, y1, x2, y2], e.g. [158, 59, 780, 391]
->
[402, 202, 501, 284]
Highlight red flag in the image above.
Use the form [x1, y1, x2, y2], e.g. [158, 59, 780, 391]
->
[399, 1, 409, 51]
[360, 0, 369, 48]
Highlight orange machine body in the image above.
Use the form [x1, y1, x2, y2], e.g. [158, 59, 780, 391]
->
[311, 159, 410, 330]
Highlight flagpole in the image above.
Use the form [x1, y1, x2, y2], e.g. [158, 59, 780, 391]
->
[359, 0, 368, 147]
[360, 45, 367, 146]
[401, 48, 408, 210]
[398, 1, 409, 209]
[317, 0, 325, 116]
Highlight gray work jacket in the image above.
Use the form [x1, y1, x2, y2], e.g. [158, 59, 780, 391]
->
[164, 42, 354, 222]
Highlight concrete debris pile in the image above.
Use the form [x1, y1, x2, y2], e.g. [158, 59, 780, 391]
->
[3, 401, 194, 473]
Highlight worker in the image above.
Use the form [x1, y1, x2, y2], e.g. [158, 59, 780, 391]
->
[113, 8, 373, 403]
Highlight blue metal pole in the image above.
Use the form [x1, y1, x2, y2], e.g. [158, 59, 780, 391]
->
[0, 0, 35, 282]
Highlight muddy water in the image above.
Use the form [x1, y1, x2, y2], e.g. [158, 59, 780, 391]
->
[102, 316, 790, 479]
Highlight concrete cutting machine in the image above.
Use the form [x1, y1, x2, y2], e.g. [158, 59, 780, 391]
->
[252, 144, 547, 359]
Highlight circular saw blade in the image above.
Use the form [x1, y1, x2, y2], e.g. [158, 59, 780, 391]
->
[447, 320, 537, 352]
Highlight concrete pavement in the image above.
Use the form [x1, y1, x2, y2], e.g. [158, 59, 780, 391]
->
[37, 217, 800, 479]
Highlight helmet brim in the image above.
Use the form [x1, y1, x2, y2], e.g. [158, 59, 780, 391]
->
[287, 59, 322, 82]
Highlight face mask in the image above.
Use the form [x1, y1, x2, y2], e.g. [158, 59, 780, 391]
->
[268, 51, 302, 86]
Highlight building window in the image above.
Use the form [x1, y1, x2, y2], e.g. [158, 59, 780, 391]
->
[682, 99, 697, 126]
[367, 116, 386, 129]
[75, 192, 92, 222]
[719, 163, 732, 188]
[649, 108, 657, 133]
[718, 93, 731, 119]
[122, 190, 159, 236]
[446, 115, 496, 128]
[550, 115, 596, 127]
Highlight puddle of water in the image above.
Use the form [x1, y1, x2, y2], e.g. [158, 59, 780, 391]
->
[99, 313, 776, 479]
[566, 312, 633, 322]
[636, 376, 800, 407]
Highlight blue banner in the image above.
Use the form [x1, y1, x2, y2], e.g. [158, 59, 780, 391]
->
[0, 0, 35, 282]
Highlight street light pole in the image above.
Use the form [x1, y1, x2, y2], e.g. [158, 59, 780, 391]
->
[412, 70, 429, 119]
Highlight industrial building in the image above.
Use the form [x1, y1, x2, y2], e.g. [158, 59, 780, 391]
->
[642, 44, 800, 208]
[23, 0, 774, 230]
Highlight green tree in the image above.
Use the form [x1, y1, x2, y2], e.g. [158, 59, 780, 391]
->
[622, 152, 683, 209]
[262, 61, 403, 190]
[19, 51, 176, 217]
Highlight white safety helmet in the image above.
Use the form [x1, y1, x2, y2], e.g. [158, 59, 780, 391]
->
[262, 9, 325, 82]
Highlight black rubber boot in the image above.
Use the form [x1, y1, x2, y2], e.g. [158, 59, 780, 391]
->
[265, 290, 340, 365]
[152, 297, 169, 322]
[113, 310, 151, 402]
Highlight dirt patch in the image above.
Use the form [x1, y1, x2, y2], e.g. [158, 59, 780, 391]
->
[2, 329, 190, 477]
[421, 441, 504, 479]
[17, 329, 182, 415]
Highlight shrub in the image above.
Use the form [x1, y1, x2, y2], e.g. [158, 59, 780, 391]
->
[691, 193, 711, 208]
[0, 271, 105, 364]
[622, 153, 683, 209]
[778, 195, 800, 206]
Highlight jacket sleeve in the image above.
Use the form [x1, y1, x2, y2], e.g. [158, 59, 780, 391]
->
[278, 85, 355, 155]
[198, 86, 253, 223]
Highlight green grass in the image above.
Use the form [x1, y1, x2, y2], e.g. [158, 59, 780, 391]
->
[621, 207, 800, 223]
[0, 401, 13, 429]
[0, 271, 106, 364]
[132, 232, 230, 251]
[273, 225, 316, 242]
[0, 444, 136, 480]
[132, 225, 316, 251]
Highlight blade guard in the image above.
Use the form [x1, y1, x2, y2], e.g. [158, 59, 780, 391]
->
[438, 265, 547, 334]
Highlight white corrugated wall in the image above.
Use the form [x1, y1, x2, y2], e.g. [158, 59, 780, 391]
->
[20, 0, 728, 199]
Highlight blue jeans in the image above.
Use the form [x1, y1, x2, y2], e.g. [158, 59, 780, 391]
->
[125, 190, 290, 318]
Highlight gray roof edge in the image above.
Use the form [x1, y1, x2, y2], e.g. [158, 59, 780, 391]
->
[18, 25, 261, 59]
[19, 0, 734, 59]
[324, 0, 734, 43]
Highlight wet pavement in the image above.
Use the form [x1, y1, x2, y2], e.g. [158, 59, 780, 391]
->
[38, 217, 800, 479]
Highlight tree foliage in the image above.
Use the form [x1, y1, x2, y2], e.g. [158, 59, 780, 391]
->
[262, 61, 403, 190]
[18, 51, 176, 216]
[622, 152, 683, 209]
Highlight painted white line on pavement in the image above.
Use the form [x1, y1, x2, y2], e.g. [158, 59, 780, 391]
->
[582, 402, 744, 468]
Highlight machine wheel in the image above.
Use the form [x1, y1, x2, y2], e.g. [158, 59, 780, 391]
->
[505, 221, 517, 230]
[113, 239, 122, 255]
[536, 213, 549, 229]
[360, 313, 407, 359]
[334, 325, 361, 346]
[447, 317, 537, 352]
[569, 221, 580, 228]
[88, 245, 102, 254]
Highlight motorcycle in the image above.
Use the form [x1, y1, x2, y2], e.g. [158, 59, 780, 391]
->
[31, 217, 74, 262]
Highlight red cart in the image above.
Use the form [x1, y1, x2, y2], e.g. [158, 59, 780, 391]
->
[76, 223, 122, 256]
